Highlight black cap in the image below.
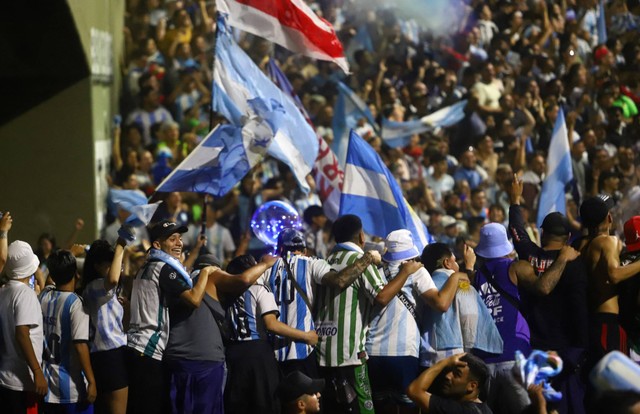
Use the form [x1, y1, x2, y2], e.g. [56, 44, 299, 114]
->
[303, 205, 325, 226]
[540, 212, 570, 236]
[580, 195, 615, 228]
[194, 254, 222, 270]
[148, 220, 188, 242]
[279, 371, 325, 403]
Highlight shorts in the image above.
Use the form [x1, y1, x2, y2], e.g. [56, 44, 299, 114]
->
[589, 312, 628, 358]
[367, 356, 418, 406]
[90, 347, 128, 393]
[0, 387, 39, 414]
[319, 361, 375, 414]
[167, 359, 225, 414]
[42, 402, 93, 414]
[125, 347, 167, 414]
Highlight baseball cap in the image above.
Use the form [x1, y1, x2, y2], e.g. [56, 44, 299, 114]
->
[540, 212, 571, 236]
[5, 241, 40, 280]
[383, 229, 420, 262]
[624, 216, 640, 253]
[580, 195, 614, 228]
[148, 220, 188, 243]
[279, 371, 325, 403]
[277, 228, 305, 253]
[476, 223, 514, 259]
[441, 215, 457, 228]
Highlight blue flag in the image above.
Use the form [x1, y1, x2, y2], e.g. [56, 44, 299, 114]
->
[381, 100, 467, 148]
[598, 0, 607, 45]
[108, 189, 160, 227]
[537, 108, 573, 227]
[213, 16, 318, 192]
[332, 82, 378, 167]
[155, 123, 273, 197]
[340, 130, 431, 251]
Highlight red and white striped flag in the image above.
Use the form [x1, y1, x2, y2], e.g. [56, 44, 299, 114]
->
[216, 0, 349, 73]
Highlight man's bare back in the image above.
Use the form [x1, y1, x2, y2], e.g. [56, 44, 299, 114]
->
[581, 234, 623, 314]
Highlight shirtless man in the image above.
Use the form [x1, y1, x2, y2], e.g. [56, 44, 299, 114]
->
[579, 195, 640, 366]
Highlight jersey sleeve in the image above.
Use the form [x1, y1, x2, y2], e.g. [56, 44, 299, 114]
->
[253, 285, 279, 317]
[158, 264, 191, 298]
[70, 298, 90, 342]
[361, 264, 386, 302]
[14, 287, 42, 328]
[412, 267, 437, 295]
[309, 257, 333, 285]
[508, 204, 536, 260]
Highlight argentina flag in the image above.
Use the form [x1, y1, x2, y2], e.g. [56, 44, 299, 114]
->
[340, 130, 431, 251]
[155, 122, 273, 196]
[213, 16, 318, 192]
[536, 108, 573, 227]
[332, 82, 378, 167]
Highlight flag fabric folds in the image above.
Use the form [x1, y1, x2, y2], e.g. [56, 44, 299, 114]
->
[155, 123, 273, 197]
[213, 17, 318, 192]
[267, 59, 343, 220]
[380, 100, 467, 148]
[332, 82, 378, 167]
[536, 108, 573, 227]
[216, 0, 349, 73]
[340, 130, 431, 251]
[108, 189, 161, 226]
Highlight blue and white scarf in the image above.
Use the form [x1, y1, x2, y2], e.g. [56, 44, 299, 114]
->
[148, 249, 193, 288]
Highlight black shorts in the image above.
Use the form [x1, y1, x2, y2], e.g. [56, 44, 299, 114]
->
[90, 347, 129, 392]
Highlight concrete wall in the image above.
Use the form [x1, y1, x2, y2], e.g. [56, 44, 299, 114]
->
[0, 0, 124, 247]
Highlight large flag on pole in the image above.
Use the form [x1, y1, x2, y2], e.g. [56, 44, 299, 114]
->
[340, 130, 431, 251]
[267, 59, 343, 220]
[213, 17, 318, 192]
[332, 82, 378, 167]
[536, 108, 573, 227]
[216, 0, 349, 73]
[156, 123, 273, 196]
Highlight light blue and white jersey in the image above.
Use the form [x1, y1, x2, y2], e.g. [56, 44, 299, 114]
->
[261, 255, 329, 361]
[175, 90, 201, 122]
[39, 286, 90, 404]
[83, 279, 127, 353]
[228, 284, 278, 342]
[366, 265, 436, 358]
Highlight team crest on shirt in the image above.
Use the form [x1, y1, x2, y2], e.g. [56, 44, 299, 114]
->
[169, 272, 177, 280]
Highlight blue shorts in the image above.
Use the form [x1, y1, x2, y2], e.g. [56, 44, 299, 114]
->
[167, 359, 226, 414]
[367, 356, 419, 406]
[42, 402, 94, 414]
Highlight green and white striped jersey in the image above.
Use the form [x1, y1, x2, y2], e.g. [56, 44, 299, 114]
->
[315, 242, 385, 367]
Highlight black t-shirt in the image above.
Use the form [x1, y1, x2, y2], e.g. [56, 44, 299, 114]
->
[430, 396, 493, 414]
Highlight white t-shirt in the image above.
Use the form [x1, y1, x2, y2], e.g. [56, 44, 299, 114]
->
[0, 281, 43, 392]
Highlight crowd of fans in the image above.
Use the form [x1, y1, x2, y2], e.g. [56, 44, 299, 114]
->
[3, 0, 640, 413]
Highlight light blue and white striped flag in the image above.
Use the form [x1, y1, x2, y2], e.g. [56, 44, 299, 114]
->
[381, 100, 467, 148]
[340, 130, 431, 251]
[598, 0, 607, 45]
[332, 82, 378, 167]
[155, 123, 273, 197]
[213, 17, 318, 192]
[108, 189, 161, 226]
[536, 108, 573, 227]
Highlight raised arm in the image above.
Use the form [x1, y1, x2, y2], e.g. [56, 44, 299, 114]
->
[407, 353, 468, 412]
[211, 254, 278, 296]
[0, 212, 12, 274]
[322, 251, 382, 289]
[513, 245, 580, 295]
[375, 261, 424, 307]
[105, 237, 127, 292]
[179, 266, 211, 308]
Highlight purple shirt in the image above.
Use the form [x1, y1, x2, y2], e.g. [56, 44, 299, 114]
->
[474, 258, 531, 363]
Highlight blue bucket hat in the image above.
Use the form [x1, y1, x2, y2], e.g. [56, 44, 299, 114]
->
[475, 223, 514, 259]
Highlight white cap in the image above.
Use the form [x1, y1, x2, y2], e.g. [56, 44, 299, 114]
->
[5, 241, 39, 280]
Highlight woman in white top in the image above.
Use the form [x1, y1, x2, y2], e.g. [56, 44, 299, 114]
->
[81, 238, 128, 414]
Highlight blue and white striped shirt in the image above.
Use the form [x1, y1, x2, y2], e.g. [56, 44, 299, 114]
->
[39, 286, 90, 404]
[228, 284, 278, 342]
[83, 279, 127, 353]
[261, 255, 329, 361]
[126, 107, 174, 146]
